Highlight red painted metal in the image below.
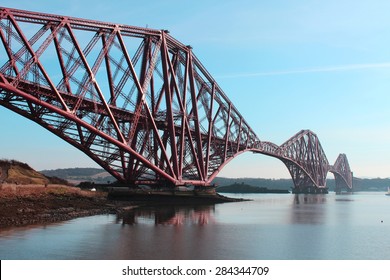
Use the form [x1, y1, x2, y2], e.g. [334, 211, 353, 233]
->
[256, 130, 331, 193]
[0, 7, 353, 191]
[329, 153, 353, 192]
[279, 130, 329, 192]
[0, 7, 259, 187]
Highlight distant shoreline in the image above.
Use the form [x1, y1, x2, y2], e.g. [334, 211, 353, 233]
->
[216, 183, 290, 194]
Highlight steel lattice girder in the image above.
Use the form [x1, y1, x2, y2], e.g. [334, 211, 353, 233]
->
[0, 7, 260, 187]
[256, 132, 353, 191]
[329, 153, 353, 190]
[255, 130, 330, 190]
[277, 130, 329, 189]
[0, 7, 353, 189]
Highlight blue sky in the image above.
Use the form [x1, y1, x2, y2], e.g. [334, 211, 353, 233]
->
[1, 0, 390, 179]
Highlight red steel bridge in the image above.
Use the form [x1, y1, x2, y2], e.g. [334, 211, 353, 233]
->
[0, 7, 353, 193]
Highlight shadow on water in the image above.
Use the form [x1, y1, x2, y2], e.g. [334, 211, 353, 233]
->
[116, 204, 216, 226]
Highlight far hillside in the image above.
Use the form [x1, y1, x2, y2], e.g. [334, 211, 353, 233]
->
[37, 167, 390, 192]
[212, 177, 390, 192]
[217, 183, 289, 194]
[213, 177, 293, 190]
[0, 159, 69, 185]
[40, 167, 114, 185]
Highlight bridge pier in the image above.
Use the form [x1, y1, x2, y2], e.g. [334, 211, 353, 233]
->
[292, 186, 329, 194]
[335, 187, 353, 195]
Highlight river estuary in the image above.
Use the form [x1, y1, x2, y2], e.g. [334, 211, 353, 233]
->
[1, 192, 390, 259]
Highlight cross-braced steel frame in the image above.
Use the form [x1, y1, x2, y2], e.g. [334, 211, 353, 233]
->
[0, 7, 259, 187]
[277, 130, 329, 193]
[257, 130, 329, 193]
[0, 7, 352, 191]
[257, 130, 353, 193]
[329, 153, 353, 192]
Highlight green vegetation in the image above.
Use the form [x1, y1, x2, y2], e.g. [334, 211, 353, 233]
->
[40, 168, 114, 184]
[41, 167, 105, 177]
[216, 183, 289, 194]
[213, 177, 390, 192]
[213, 177, 293, 190]
[348, 177, 390, 192]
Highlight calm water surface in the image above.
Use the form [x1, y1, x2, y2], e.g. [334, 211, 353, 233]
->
[1, 192, 390, 260]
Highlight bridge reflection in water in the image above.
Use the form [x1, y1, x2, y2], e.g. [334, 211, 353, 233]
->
[291, 194, 328, 225]
[116, 194, 333, 227]
[117, 205, 215, 226]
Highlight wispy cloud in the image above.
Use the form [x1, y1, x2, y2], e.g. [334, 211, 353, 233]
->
[216, 62, 390, 79]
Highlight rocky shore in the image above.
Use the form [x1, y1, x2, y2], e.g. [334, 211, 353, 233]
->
[0, 184, 137, 228]
[0, 160, 246, 229]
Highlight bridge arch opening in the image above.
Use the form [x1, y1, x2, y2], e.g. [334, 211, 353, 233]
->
[217, 152, 292, 180]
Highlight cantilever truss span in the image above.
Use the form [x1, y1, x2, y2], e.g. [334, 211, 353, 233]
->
[0, 7, 259, 187]
[329, 154, 353, 193]
[259, 130, 329, 193]
[0, 7, 352, 191]
[256, 130, 353, 193]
